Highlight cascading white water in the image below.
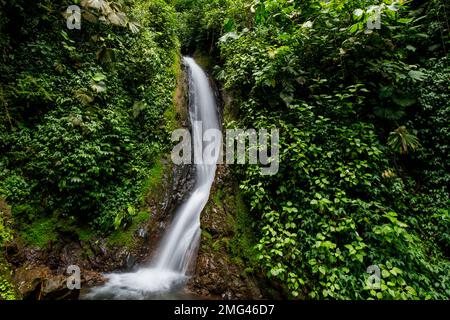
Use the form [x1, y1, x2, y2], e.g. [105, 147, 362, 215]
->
[84, 57, 221, 300]
[154, 57, 221, 273]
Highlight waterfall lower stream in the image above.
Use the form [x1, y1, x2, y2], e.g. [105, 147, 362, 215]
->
[84, 57, 221, 300]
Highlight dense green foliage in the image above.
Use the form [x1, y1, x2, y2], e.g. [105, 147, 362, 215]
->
[0, 0, 179, 231]
[0, 0, 448, 301]
[177, 0, 449, 299]
[0, 200, 18, 300]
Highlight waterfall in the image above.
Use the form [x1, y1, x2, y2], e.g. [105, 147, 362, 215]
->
[154, 57, 221, 273]
[84, 57, 221, 300]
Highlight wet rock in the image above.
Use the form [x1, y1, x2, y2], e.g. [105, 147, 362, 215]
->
[82, 270, 106, 287]
[125, 253, 137, 269]
[13, 262, 107, 300]
[187, 165, 265, 300]
[222, 291, 233, 300]
[137, 227, 148, 239]
[14, 265, 46, 299]
[14, 265, 79, 300]
[42, 275, 78, 300]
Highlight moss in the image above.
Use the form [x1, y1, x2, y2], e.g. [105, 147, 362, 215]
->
[106, 210, 150, 249]
[170, 53, 188, 124]
[229, 191, 259, 270]
[76, 227, 96, 243]
[11, 204, 60, 248]
[140, 157, 165, 205]
[106, 228, 135, 248]
[136, 211, 151, 224]
[212, 189, 224, 210]
[202, 230, 213, 242]
[202, 179, 259, 271]
[164, 102, 178, 134]
[193, 51, 215, 71]
[212, 237, 231, 252]
[11, 203, 44, 220]
[208, 184, 256, 260]
[164, 52, 180, 133]
[225, 210, 235, 228]
[20, 217, 58, 248]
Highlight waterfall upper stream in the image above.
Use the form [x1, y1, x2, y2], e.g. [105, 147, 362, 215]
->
[84, 57, 221, 300]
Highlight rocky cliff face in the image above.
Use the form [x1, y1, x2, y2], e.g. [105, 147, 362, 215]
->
[187, 165, 265, 300]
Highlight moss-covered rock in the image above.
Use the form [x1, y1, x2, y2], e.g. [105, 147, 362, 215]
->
[188, 165, 264, 299]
